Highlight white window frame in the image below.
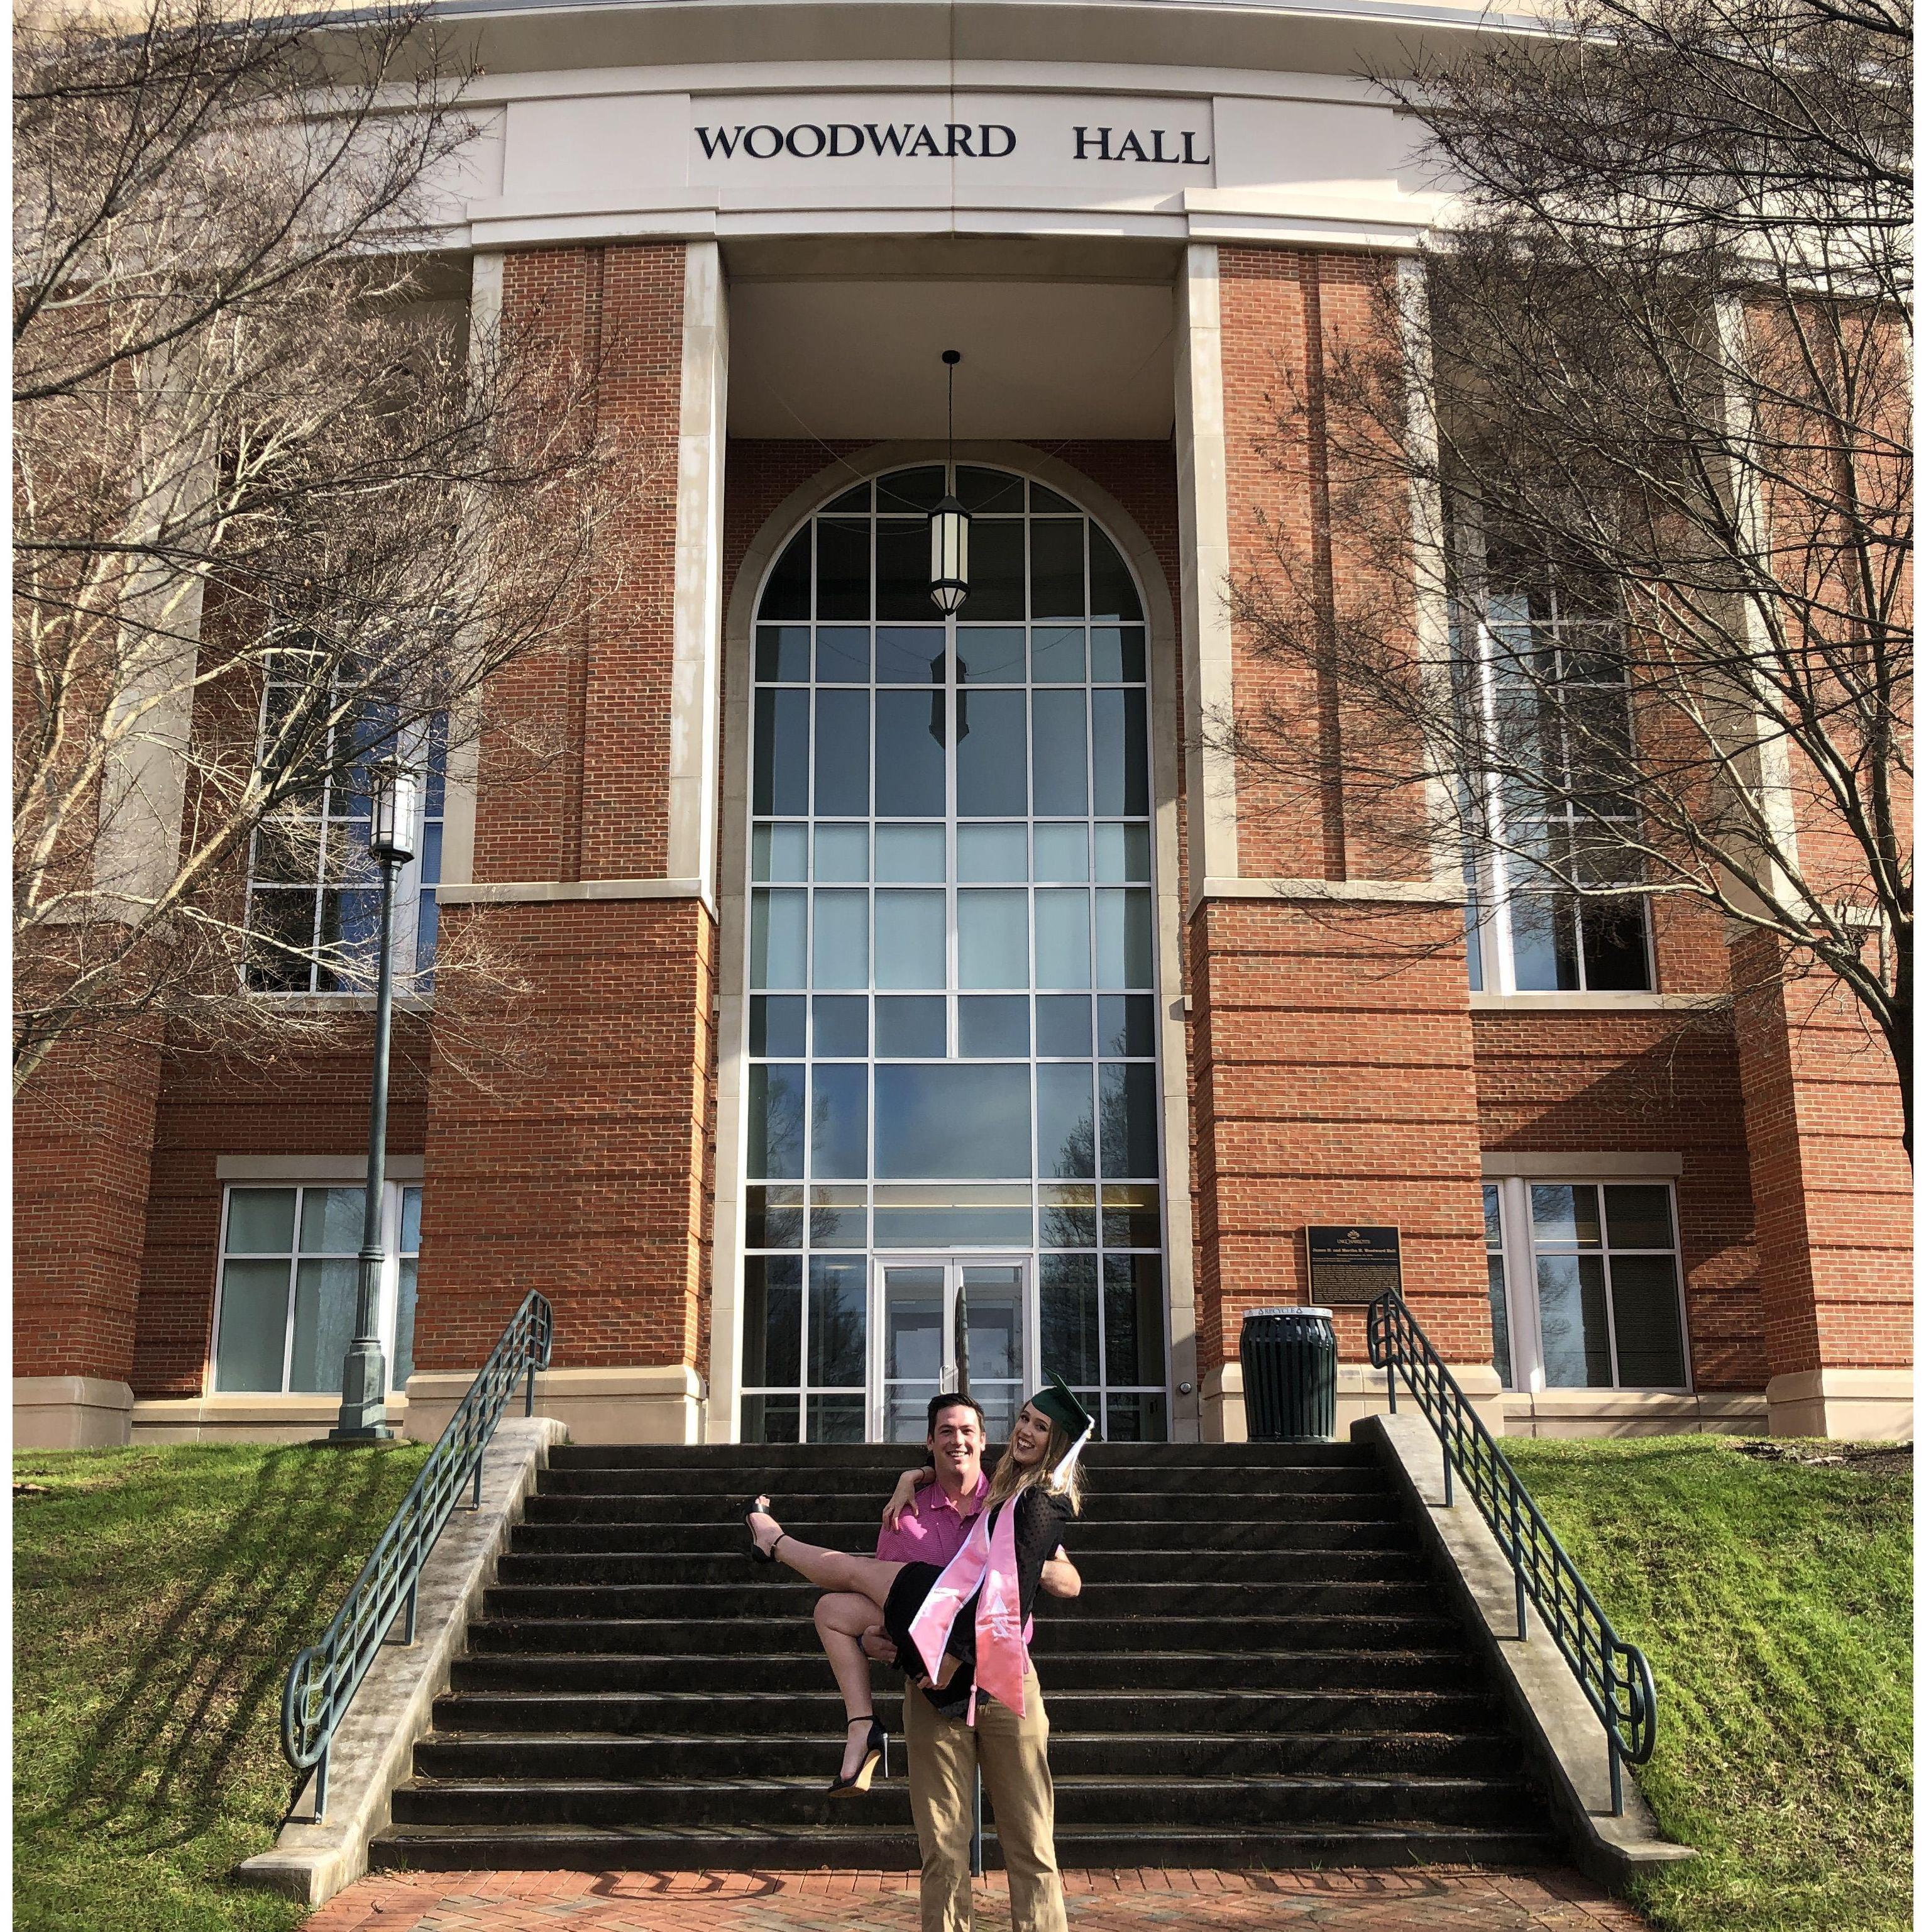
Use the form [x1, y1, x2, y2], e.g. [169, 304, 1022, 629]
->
[243, 674, 447, 996]
[1459, 553, 1656, 996]
[1483, 1175, 1694, 1394]
[738, 462, 1170, 1443]
[209, 1180, 420, 1395]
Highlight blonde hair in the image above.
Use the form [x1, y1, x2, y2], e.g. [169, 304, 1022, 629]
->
[986, 1412, 1085, 1517]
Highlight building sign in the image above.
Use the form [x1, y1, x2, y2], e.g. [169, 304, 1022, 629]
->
[686, 94, 1215, 192]
[1306, 1225, 1402, 1306]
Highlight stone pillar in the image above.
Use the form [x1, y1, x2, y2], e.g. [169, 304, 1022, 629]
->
[412, 240, 727, 1445]
[1732, 930, 1913, 1438]
[14, 1035, 162, 1446]
[1179, 243, 1495, 1441]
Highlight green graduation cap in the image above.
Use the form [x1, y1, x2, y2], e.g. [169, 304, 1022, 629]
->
[1028, 1373, 1095, 1442]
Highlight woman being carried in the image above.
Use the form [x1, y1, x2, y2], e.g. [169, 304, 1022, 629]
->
[742, 1376, 1093, 1796]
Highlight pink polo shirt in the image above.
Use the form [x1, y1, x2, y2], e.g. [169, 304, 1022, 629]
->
[874, 1470, 990, 1565]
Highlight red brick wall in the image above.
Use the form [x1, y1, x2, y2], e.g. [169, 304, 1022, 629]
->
[128, 1020, 430, 1396]
[1472, 1012, 1763, 1389]
[416, 242, 715, 1377]
[418, 897, 714, 1371]
[1730, 928, 1911, 1378]
[14, 1034, 163, 1383]
[1197, 246, 1490, 1375]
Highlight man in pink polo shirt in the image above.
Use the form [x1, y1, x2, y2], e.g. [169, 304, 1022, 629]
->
[844, 1393, 1079, 1932]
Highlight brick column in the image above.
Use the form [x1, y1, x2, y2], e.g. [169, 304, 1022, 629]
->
[1180, 243, 1492, 1439]
[413, 240, 725, 1444]
[1732, 930, 1912, 1438]
[13, 1035, 162, 1445]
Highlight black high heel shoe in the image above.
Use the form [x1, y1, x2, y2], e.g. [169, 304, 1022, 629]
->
[829, 1716, 888, 1796]
[739, 1494, 781, 1564]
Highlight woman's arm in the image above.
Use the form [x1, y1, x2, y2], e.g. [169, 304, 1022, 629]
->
[880, 1464, 935, 1533]
[1039, 1547, 1081, 1598]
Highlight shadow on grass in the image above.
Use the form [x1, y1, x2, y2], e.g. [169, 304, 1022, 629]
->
[22, 1446, 404, 1851]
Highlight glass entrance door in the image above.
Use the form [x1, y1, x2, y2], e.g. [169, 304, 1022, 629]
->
[876, 1256, 1033, 1443]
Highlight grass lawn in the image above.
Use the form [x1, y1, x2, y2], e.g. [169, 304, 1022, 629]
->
[1508, 1436, 1912, 1932]
[14, 1441, 431, 1932]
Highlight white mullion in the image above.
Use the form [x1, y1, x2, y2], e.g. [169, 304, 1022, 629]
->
[281, 1188, 302, 1394]
[1474, 615, 1514, 993]
[1593, 1185, 1622, 1388]
[1499, 1176, 1544, 1394]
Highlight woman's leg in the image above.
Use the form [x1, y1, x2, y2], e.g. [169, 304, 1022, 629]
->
[749, 1500, 905, 1609]
[815, 1591, 887, 1779]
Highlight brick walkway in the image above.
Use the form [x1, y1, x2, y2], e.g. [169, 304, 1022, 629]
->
[307, 1868, 1651, 1931]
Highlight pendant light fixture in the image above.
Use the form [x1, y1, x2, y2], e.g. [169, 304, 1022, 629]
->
[928, 349, 971, 614]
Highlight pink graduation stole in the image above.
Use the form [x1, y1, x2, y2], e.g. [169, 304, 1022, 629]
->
[905, 1498, 1030, 1721]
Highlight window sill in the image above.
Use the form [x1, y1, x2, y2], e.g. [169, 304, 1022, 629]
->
[1469, 991, 1720, 1013]
[242, 991, 435, 1013]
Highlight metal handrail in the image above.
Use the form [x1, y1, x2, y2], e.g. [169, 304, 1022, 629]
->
[280, 1291, 554, 1819]
[1365, 1289, 1657, 1815]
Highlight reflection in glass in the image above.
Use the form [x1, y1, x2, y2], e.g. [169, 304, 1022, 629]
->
[1041, 1184, 1098, 1249]
[228, 1188, 296, 1252]
[744, 1184, 803, 1248]
[215, 1261, 289, 1390]
[810, 1186, 868, 1246]
[875, 690, 947, 816]
[1031, 520, 1086, 617]
[877, 626, 947, 684]
[816, 626, 869, 683]
[875, 1064, 1031, 1178]
[808, 1256, 868, 1384]
[958, 626, 1025, 681]
[747, 1064, 805, 1179]
[758, 531, 811, 621]
[743, 1256, 802, 1383]
[1038, 1063, 1096, 1179]
[817, 519, 869, 618]
[1032, 626, 1084, 682]
[1095, 890, 1153, 988]
[808, 1394, 866, 1443]
[1101, 1183, 1161, 1248]
[1092, 691, 1150, 816]
[742, 1393, 802, 1443]
[1033, 823, 1088, 881]
[1531, 1184, 1601, 1247]
[1105, 1392, 1167, 1441]
[874, 1186, 1032, 1247]
[966, 521, 1025, 620]
[811, 1063, 867, 1178]
[1041, 1253, 1100, 1384]
[1537, 1254, 1612, 1386]
[1104, 1254, 1165, 1386]
[1091, 626, 1146, 682]
[753, 690, 809, 815]
[1604, 1184, 1674, 1250]
[1099, 1063, 1158, 1178]
[877, 521, 933, 620]
[1098, 994, 1156, 1057]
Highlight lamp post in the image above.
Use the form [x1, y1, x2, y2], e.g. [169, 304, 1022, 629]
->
[330, 755, 422, 1443]
[929, 348, 971, 614]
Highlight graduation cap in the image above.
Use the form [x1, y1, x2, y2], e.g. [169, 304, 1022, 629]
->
[1029, 1373, 1096, 1489]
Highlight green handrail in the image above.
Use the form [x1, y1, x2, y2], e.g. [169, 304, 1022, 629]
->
[1366, 1289, 1656, 1815]
[279, 1291, 553, 1819]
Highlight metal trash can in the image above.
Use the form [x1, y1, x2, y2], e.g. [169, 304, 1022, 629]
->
[1240, 1306, 1338, 1442]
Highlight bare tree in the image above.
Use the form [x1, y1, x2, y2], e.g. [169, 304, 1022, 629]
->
[1221, 0, 1912, 1149]
[14, 0, 627, 1093]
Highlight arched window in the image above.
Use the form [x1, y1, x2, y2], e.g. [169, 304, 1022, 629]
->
[740, 464, 1167, 1444]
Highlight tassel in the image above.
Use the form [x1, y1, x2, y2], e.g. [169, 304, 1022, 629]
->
[1049, 1421, 1094, 1492]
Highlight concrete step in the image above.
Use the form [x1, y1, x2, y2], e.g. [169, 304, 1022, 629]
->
[426, 1686, 1505, 1737]
[412, 1729, 1525, 1782]
[368, 1820, 1563, 1873]
[490, 1548, 1433, 1587]
[448, 1646, 1488, 1696]
[507, 1516, 1417, 1555]
[522, 1489, 1406, 1523]
[538, 1466, 1399, 1499]
[387, 1770, 1540, 1830]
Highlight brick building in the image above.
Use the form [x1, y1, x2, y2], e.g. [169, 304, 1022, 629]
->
[13, 0, 1912, 1450]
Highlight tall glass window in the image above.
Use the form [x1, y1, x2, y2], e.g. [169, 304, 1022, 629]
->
[741, 465, 1168, 1443]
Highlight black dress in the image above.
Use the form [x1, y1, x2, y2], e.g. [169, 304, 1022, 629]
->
[881, 1484, 1074, 1711]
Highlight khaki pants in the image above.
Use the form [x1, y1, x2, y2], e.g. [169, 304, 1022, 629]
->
[901, 1667, 1067, 1932]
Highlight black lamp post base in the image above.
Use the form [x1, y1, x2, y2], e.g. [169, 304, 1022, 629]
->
[325, 1423, 397, 1443]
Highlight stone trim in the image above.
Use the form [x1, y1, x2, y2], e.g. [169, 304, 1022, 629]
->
[436, 878, 713, 908]
[1480, 1151, 1682, 1179]
[1201, 1357, 1506, 1443]
[1197, 875, 1465, 906]
[14, 1376, 135, 1450]
[1500, 1389, 1766, 1438]
[215, 1155, 425, 1182]
[1766, 1368, 1913, 1442]
[405, 1364, 705, 1447]
[238, 1416, 567, 1908]
[130, 1393, 408, 1443]
[1470, 991, 1722, 1013]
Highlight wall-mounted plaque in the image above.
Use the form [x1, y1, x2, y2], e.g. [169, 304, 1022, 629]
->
[1306, 1225, 1402, 1306]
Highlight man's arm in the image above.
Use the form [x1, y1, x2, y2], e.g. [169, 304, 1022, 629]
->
[1039, 1545, 1081, 1599]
